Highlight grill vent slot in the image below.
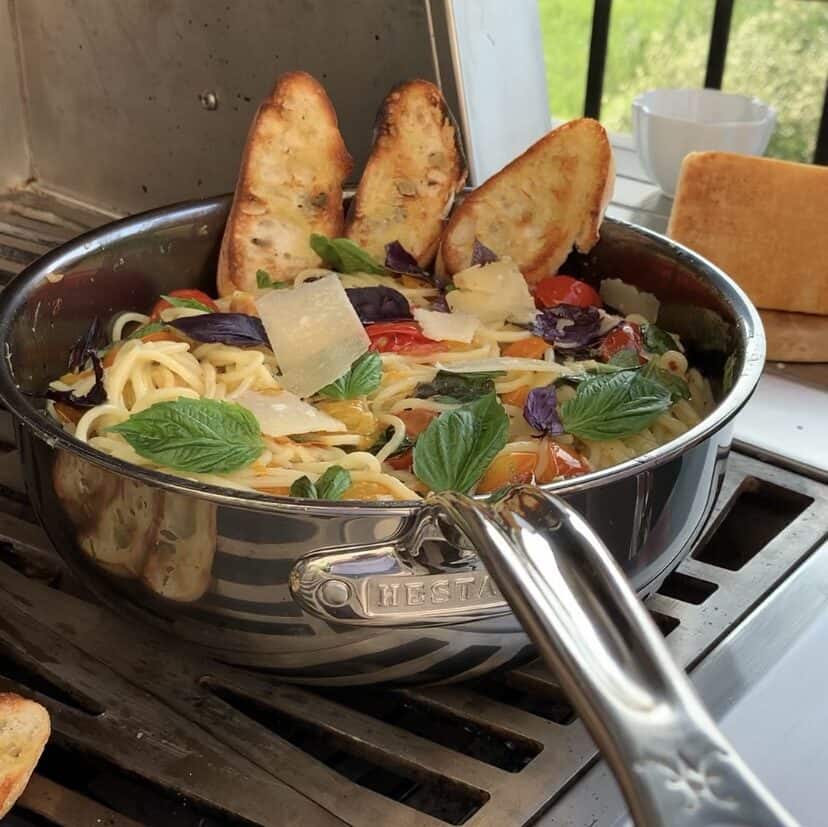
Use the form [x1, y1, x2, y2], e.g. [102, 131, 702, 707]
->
[657, 572, 718, 605]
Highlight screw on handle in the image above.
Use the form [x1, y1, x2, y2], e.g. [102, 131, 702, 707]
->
[430, 486, 798, 827]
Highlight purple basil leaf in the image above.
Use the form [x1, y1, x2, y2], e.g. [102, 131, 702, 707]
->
[532, 304, 602, 349]
[384, 240, 432, 283]
[523, 384, 564, 435]
[169, 313, 270, 347]
[68, 317, 103, 371]
[346, 286, 412, 323]
[471, 238, 498, 266]
[429, 293, 451, 313]
[45, 352, 106, 409]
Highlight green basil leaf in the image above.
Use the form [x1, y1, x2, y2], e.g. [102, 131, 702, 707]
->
[641, 360, 691, 403]
[126, 321, 168, 340]
[256, 269, 287, 289]
[414, 370, 504, 403]
[316, 466, 351, 500]
[560, 370, 672, 441]
[318, 352, 383, 400]
[289, 466, 351, 500]
[290, 475, 318, 498]
[310, 233, 386, 275]
[608, 349, 641, 369]
[642, 323, 678, 355]
[161, 294, 212, 313]
[722, 352, 737, 395]
[109, 398, 264, 473]
[413, 393, 509, 493]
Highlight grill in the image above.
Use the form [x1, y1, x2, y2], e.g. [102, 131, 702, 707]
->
[1, 190, 827, 826]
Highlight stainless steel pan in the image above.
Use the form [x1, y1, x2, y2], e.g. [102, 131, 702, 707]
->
[0, 196, 797, 825]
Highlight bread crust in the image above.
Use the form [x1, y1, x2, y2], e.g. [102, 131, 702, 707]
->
[345, 80, 466, 268]
[438, 118, 613, 283]
[0, 694, 50, 819]
[217, 71, 352, 295]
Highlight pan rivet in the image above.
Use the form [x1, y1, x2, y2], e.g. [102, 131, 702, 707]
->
[199, 91, 218, 111]
[319, 579, 350, 608]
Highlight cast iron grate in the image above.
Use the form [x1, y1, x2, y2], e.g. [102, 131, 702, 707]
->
[0, 191, 827, 826]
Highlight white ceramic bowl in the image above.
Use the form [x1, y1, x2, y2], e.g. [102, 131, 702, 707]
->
[632, 88, 776, 197]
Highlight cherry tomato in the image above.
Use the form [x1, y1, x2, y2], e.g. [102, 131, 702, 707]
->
[502, 335, 549, 359]
[150, 289, 219, 320]
[477, 452, 537, 494]
[365, 321, 443, 355]
[534, 275, 602, 309]
[599, 322, 645, 363]
[500, 385, 531, 408]
[534, 438, 590, 483]
[397, 408, 439, 438]
[387, 448, 413, 471]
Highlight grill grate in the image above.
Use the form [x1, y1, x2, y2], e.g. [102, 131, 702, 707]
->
[0, 189, 827, 826]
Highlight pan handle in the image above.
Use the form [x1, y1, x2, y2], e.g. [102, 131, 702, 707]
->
[430, 486, 797, 827]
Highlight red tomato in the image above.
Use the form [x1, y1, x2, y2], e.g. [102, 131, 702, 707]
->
[599, 322, 646, 363]
[534, 275, 602, 309]
[150, 289, 219, 320]
[365, 321, 443, 355]
[534, 438, 591, 483]
[387, 448, 413, 471]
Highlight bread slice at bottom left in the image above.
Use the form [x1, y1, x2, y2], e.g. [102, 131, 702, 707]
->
[0, 693, 50, 819]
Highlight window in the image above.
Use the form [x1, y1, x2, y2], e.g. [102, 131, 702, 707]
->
[538, 0, 828, 163]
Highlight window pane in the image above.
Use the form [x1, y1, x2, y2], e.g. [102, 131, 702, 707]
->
[601, 0, 714, 132]
[537, 0, 592, 121]
[723, 0, 828, 162]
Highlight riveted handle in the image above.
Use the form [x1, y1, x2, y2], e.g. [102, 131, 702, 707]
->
[430, 486, 798, 827]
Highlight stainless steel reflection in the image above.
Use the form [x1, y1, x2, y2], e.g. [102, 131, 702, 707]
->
[433, 486, 796, 827]
[0, 195, 764, 684]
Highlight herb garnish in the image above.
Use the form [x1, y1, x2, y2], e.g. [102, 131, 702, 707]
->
[318, 352, 383, 400]
[289, 465, 351, 500]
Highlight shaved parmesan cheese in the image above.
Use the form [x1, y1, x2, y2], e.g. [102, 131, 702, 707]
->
[599, 279, 660, 323]
[448, 260, 537, 325]
[413, 307, 479, 343]
[237, 390, 346, 437]
[439, 357, 566, 373]
[256, 275, 370, 398]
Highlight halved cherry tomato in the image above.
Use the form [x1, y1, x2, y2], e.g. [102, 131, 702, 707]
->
[500, 385, 531, 407]
[150, 288, 219, 320]
[599, 322, 645, 363]
[365, 321, 443, 355]
[502, 335, 549, 359]
[534, 438, 590, 483]
[397, 408, 439, 438]
[477, 452, 536, 494]
[385, 409, 440, 470]
[534, 275, 602, 309]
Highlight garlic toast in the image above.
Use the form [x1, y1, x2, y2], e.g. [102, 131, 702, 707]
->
[345, 80, 466, 268]
[438, 118, 614, 283]
[0, 694, 50, 819]
[218, 71, 353, 295]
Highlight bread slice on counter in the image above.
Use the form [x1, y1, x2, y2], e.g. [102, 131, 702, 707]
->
[437, 118, 614, 283]
[668, 152, 828, 316]
[217, 71, 353, 296]
[344, 80, 467, 268]
[760, 309, 828, 363]
[0, 694, 50, 819]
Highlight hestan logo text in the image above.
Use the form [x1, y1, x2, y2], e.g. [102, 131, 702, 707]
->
[366, 573, 502, 614]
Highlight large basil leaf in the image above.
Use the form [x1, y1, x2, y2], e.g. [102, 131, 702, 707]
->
[413, 393, 509, 493]
[109, 398, 264, 473]
[414, 370, 504, 404]
[310, 234, 386, 275]
[289, 465, 351, 500]
[560, 370, 672, 441]
[318, 352, 383, 400]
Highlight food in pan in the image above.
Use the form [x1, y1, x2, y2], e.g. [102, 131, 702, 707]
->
[0, 693, 50, 819]
[44, 74, 714, 502]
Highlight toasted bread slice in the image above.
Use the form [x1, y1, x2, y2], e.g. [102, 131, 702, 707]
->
[438, 118, 614, 283]
[0, 694, 50, 819]
[344, 80, 466, 268]
[142, 494, 216, 602]
[217, 72, 353, 295]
